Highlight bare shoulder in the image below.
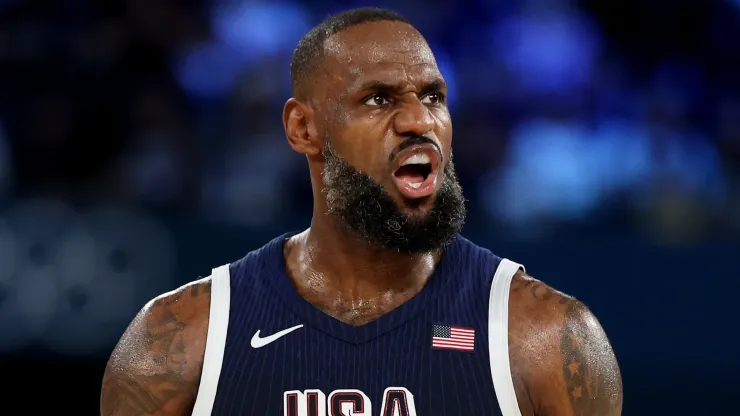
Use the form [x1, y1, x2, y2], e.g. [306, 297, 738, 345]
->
[100, 277, 212, 416]
[508, 271, 623, 416]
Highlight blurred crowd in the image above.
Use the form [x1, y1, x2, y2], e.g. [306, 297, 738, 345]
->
[0, 0, 739, 242]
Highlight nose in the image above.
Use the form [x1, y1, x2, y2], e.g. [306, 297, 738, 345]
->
[393, 99, 435, 137]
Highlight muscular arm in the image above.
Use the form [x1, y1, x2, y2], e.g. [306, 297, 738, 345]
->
[101, 280, 211, 416]
[509, 272, 623, 416]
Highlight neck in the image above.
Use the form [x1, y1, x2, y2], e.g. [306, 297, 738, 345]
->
[294, 212, 439, 298]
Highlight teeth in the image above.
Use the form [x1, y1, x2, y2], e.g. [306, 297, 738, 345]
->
[401, 153, 431, 166]
[409, 182, 422, 189]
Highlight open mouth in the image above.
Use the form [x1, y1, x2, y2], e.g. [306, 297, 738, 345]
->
[394, 154, 433, 189]
[391, 146, 441, 199]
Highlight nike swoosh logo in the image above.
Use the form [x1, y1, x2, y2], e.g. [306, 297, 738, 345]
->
[250, 324, 304, 348]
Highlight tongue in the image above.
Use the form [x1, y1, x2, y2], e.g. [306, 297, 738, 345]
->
[394, 165, 425, 185]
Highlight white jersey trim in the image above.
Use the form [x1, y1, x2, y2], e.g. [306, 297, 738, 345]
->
[488, 258, 524, 416]
[191, 264, 231, 416]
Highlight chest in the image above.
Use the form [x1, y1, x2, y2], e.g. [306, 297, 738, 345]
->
[211, 236, 505, 415]
[212, 320, 501, 415]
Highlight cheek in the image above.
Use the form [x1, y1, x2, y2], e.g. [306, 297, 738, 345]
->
[332, 124, 387, 175]
[435, 111, 453, 152]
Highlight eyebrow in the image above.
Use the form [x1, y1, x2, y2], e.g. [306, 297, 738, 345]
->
[356, 77, 447, 95]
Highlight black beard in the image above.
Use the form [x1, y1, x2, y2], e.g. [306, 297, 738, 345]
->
[321, 141, 466, 254]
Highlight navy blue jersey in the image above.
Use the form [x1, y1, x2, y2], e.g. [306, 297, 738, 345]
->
[190, 233, 525, 416]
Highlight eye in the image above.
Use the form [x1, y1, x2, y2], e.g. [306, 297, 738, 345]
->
[364, 95, 391, 106]
[421, 92, 444, 105]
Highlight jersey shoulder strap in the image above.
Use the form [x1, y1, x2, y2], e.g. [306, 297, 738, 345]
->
[191, 264, 231, 416]
[488, 258, 525, 416]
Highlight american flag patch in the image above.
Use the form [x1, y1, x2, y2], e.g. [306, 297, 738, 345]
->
[431, 324, 475, 352]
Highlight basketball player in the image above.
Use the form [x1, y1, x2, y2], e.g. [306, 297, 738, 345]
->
[101, 7, 622, 416]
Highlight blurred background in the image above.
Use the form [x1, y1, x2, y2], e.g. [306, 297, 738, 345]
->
[0, 0, 737, 414]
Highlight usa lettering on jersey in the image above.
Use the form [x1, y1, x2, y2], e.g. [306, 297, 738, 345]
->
[284, 387, 417, 416]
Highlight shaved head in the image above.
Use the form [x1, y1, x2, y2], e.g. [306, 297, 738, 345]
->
[290, 8, 410, 100]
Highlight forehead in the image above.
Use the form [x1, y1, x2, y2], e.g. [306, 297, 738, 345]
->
[323, 21, 441, 92]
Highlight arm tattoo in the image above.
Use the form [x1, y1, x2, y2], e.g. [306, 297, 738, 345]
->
[102, 282, 208, 415]
[511, 273, 621, 415]
[188, 280, 211, 298]
[102, 373, 193, 415]
[561, 301, 622, 416]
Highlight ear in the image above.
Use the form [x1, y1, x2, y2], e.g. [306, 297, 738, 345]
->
[283, 98, 321, 156]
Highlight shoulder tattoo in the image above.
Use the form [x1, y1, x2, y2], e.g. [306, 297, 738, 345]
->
[101, 281, 210, 415]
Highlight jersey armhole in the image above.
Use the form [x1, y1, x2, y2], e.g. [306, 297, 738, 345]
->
[488, 258, 524, 416]
[191, 264, 231, 416]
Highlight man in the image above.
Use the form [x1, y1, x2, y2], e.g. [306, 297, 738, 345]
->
[101, 7, 622, 416]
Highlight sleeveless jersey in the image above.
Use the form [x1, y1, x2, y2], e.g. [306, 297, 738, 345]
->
[191, 233, 524, 416]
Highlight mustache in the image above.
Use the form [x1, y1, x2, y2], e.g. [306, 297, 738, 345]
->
[389, 134, 443, 163]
